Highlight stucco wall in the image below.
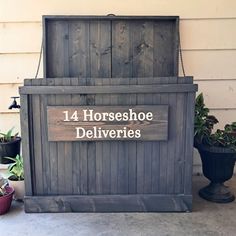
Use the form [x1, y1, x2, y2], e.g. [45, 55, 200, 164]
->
[1, 0, 236, 173]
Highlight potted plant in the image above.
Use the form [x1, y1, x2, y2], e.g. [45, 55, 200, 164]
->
[0, 175, 14, 215]
[194, 93, 236, 203]
[0, 127, 21, 164]
[5, 155, 24, 201]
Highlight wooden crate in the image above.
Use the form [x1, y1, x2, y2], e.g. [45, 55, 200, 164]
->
[19, 76, 197, 212]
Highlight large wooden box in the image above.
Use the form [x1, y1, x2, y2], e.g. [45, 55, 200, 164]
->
[20, 76, 197, 212]
[20, 16, 198, 212]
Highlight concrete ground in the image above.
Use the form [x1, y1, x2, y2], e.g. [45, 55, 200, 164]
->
[1, 175, 236, 236]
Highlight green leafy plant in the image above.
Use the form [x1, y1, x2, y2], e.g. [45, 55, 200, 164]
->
[194, 93, 236, 150]
[0, 127, 18, 143]
[5, 155, 24, 181]
[0, 176, 8, 196]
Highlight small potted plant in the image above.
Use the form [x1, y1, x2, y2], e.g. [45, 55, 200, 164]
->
[194, 93, 236, 203]
[0, 175, 14, 215]
[5, 155, 24, 201]
[0, 127, 21, 164]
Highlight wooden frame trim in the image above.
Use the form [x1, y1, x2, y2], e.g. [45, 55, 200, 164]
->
[25, 194, 192, 213]
[43, 15, 179, 21]
[19, 84, 198, 95]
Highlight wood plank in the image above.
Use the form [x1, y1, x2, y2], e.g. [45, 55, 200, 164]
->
[62, 79, 73, 194]
[166, 77, 177, 194]
[24, 194, 192, 213]
[22, 77, 191, 86]
[151, 78, 161, 193]
[173, 77, 192, 194]
[70, 78, 80, 194]
[131, 21, 154, 194]
[90, 20, 111, 194]
[153, 20, 177, 76]
[47, 105, 168, 141]
[100, 79, 111, 194]
[184, 92, 195, 195]
[112, 20, 132, 78]
[54, 79, 65, 194]
[46, 79, 58, 194]
[20, 93, 33, 195]
[46, 20, 69, 77]
[40, 79, 51, 194]
[78, 78, 88, 195]
[159, 78, 169, 193]
[31, 80, 43, 194]
[127, 78, 138, 194]
[19, 84, 198, 95]
[68, 20, 90, 77]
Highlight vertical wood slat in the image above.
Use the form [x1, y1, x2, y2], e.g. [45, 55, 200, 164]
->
[166, 77, 178, 194]
[112, 21, 136, 194]
[68, 21, 90, 77]
[151, 78, 161, 194]
[63, 79, 73, 194]
[73, 78, 88, 195]
[111, 21, 127, 194]
[89, 21, 111, 194]
[55, 79, 65, 194]
[127, 78, 137, 194]
[47, 79, 58, 194]
[132, 21, 154, 194]
[174, 78, 188, 194]
[31, 79, 43, 195]
[78, 78, 88, 195]
[46, 21, 69, 77]
[184, 92, 195, 195]
[40, 79, 50, 194]
[20, 80, 33, 196]
[153, 20, 176, 76]
[71, 78, 80, 194]
[101, 79, 111, 194]
[159, 78, 169, 193]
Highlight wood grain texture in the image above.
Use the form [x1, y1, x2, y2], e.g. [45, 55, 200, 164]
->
[44, 17, 179, 77]
[24, 194, 192, 213]
[47, 105, 168, 141]
[20, 16, 198, 212]
[20, 92, 33, 196]
[19, 83, 198, 94]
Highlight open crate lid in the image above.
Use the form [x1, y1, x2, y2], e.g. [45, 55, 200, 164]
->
[43, 15, 179, 79]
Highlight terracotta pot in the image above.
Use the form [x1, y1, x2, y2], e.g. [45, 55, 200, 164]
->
[0, 186, 14, 215]
[8, 179, 25, 201]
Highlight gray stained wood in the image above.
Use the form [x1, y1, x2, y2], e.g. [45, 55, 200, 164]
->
[20, 76, 197, 211]
[24, 194, 192, 213]
[20, 16, 197, 212]
[47, 105, 169, 141]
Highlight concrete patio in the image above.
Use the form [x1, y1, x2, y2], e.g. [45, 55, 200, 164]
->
[1, 175, 236, 236]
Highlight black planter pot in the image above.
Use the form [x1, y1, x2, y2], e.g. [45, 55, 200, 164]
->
[0, 137, 21, 164]
[196, 143, 236, 203]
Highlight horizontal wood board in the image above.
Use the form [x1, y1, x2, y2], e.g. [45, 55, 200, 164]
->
[24, 194, 192, 213]
[20, 77, 196, 200]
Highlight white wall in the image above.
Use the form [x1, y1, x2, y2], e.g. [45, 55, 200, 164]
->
[1, 0, 236, 173]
